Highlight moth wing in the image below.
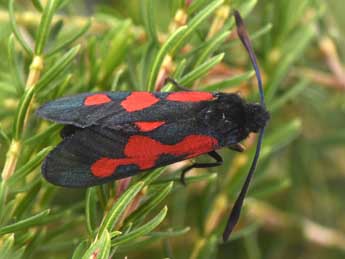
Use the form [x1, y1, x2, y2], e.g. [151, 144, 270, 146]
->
[36, 92, 131, 128]
[37, 92, 215, 129]
[42, 125, 219, 187]
[42, 126, 128, 187]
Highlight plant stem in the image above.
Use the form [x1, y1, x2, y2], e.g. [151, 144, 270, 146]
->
[1, 54, 44, 206]
[27, 56, 44, 89]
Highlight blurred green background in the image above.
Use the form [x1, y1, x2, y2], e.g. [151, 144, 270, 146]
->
[0, 0, 344, 258]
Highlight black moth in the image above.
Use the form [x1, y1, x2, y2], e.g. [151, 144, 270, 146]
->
[37, 11, 269, 241]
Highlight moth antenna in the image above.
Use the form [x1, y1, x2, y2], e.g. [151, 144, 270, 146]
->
[222, 10, 267, 242]
[233, 10, 265, 108]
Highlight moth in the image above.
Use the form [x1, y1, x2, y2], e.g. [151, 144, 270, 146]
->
[37, 11, 269, 241]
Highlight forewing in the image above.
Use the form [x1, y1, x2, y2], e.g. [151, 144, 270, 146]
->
[42, 124, 219, 187]
[37, 91, 216, 129]
[36, 92, 131, 127]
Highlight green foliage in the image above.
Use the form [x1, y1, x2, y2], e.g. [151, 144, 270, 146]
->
[0, 0, 344, 258]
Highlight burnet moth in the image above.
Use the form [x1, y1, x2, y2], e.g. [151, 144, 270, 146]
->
[37, 11, 269, 241]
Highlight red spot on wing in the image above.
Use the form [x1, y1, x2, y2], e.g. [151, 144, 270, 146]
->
[135, 121, 165, 132]
[84, 94, 112, 106]
[91, 135, 219, 178]
[167, 92, 214, 102]
[121, 92, 159, 112]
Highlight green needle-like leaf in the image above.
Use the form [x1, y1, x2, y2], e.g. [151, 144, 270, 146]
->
[85, 188, 97, 238]
[24, 124, 61, 145]
[8, 35, 24, 94]
[8, 146, 53, 186]
[194, 31, 230, 67]
[141, 0, 158, 44]
[112, 206, 168, 247]
[125, 182, 173, 225]
[82, 230, 111, 259]
[266, 24, 315, 101]
[262, 118, 302, 158]
[171, 0, 224, 54]
[179, 53, 224, 86]
[203, 70, 255, 91]
[31, 0, 43, 12]
[0, 209, 50, 235]
[0, 124, 10, 145]
[98, 181, 144, 236]
[35, 45, 80, 92]
[270, 79, 309, 112]
[147, 226, 191, 238]
[71, 240, 88, 259]
[146, 26, 188, 90]
[8, 0, 33, 56]
[13, 87, 35, 139]
[35, 0, 61, 55]
[46, 19, 92, 57]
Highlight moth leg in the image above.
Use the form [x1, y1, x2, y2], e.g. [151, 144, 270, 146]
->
[165, 77, 191, 91]
[228, 143, 246, 152]
[180, 151, 223, 185]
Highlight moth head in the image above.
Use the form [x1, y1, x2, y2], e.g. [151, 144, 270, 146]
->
[244, 103, 270, 133]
